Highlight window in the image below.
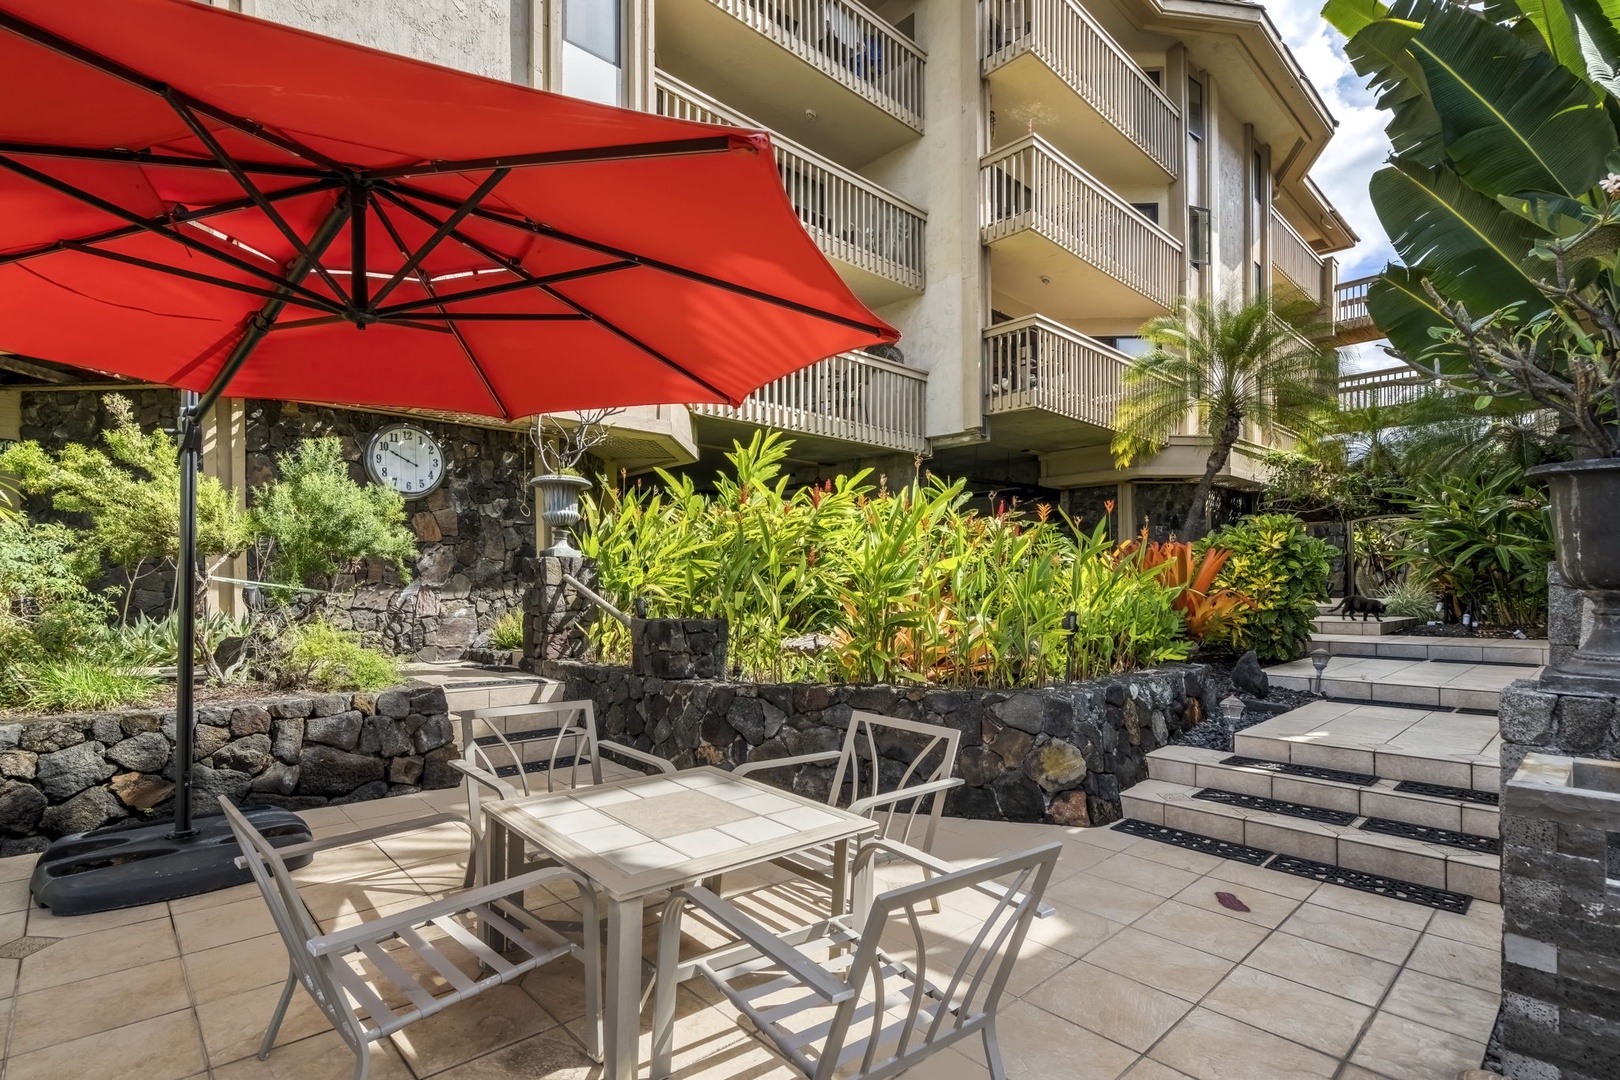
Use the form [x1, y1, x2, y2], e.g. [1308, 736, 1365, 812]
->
[1098, 336, 1150, 357]
[1187, 78, 1206, 140]
[565, 0, 619, 64]
[1144, 68, 1162, 87]
[1189, 206, 1211, 266]
[1130, 202, 1160, 225]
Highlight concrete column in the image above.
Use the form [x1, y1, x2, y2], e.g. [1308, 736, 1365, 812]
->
[1164, 45, 1191, 302]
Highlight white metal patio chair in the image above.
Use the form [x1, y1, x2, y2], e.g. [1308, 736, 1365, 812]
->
[733, 710, 962, 911]
[219, 797, 601, 1080]
[651, 838, 1061, 1080]
[452, 699, 677, 886]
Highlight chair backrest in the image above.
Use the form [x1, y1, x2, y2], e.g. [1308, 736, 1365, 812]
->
[458, 699, 606, 797]
[828, 711, 960, 847]
[829, 842, 1062, 1080]
[218, 799, 365, 1053]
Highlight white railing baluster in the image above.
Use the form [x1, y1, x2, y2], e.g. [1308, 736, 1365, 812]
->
[982, 315, 1133, 428]
[1270, 209, 1326, 306]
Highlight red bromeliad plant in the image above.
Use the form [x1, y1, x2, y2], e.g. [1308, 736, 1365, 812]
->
[1117, 536, 1254, 643]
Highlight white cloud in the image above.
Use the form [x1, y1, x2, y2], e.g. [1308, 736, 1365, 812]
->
[1266, 0, 1395, 280]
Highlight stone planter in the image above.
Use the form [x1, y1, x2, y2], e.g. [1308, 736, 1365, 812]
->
[630, 618, 729, 680]
[530, 473, 592, 557]
[1528, 457, 1620, 694]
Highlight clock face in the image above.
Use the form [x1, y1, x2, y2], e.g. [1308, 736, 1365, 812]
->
[365, 424, 445, 498]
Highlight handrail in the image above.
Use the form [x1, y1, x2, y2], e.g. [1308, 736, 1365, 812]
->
[691, 350, 929, 454]
[707, 0, 925, 130]
[980, 134, 1181, 310]
[1270, 208, 1326, 306]
[982, 315, 1130, 428]
[1335, 275, 1377, 325]
[655, 73, 925, 292]
[1338, 365, 1430, 410]
[979, 0, 1179, 175]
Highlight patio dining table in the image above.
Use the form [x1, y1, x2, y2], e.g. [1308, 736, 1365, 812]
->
[480, 766, 880, 1080]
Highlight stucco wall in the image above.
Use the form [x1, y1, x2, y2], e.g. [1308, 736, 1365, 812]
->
[250, 0, 526, 82]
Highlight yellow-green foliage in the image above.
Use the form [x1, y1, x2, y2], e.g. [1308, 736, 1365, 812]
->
[490, 609, 525, 650]
[581, 434, 1193, 686]
[1198, 513, 1337, 662]
[276, 620, 400, 692]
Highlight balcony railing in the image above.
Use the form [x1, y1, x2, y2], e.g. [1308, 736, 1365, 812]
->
[691, 350, 928, 454]
[981, 135, 1182, 310]
[706, 0, 925, 131]
[655, 74, 925, 293]
[979, 0, 1179, 175]
[1271, 209, 1326, 306]
[1338, 365, 1431, 411]
[1336, 275, 1376, 325]
[983, 315, 1128, 427]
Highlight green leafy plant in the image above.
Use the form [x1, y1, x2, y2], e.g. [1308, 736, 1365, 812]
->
[253, 437, 417, 593]
[490, 609, 525, 651]
[15, 660, 158, 712]
[1379, 578, 1440, 620]
[1111, 294, 1338, 538]
[1198, 514, 1337, 661]
[269, 619, 400, 692]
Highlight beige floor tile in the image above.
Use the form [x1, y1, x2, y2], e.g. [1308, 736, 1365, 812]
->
[183, 932, 291, 1004]
[0, 853, 38, 883]
[1244, 932, 1399, 1007]
[1132, 900, 1270, 962]
[289, 839, 400, 884]
[1067, 825, 1146, 852]
[1404, 934, 1500, 990]
[1147, 1007, 1338, 1080]
[1349, 1012, 1486, 1080]
[1381, 968, 1501, 1041]
[1125, 840, 1226, 876]
[11, 956, 191, 1055]
[1088, 853, 1204, 898]
[1200, 965, 1372, 1058]
[1001, 939, 1080, 998]
[174, 894, 278, 954]
[168, 881, 262, 916]
[1046, 873, 1166, 925]
[388, 981, 556, 1076]
[1169, 879, 1302, 929]
[1045, 839, 1120, 881]
[1122, 1060, 1194, 1079]
[0, 956, 18, 1001]
[1425, 905, 1502, 950]
[1202, 860, 1319, 902]
[1020, 902, 1125, 958]
[0, 909, 21, 946]
[17, 915, 178, 993]
[1024, 962, 1191, 1052]
[213, 1029, 416, 1079]
[0, 875, 30, 915]
[1304, 884, 1434, 932]
[1083, 926, 1235, 1001]
[5, 1009, 206, 1080]
[375, 820, 475, 869]
[25, 899, 166, 939]
[951, 999, 1139, 1080]
[197, 977, 336, 1066]
[430, 1026, 601, 1078]
[297, 805, 357, 827]
[1276, 903, 1420, 966]
[520, 956, 597, 1024]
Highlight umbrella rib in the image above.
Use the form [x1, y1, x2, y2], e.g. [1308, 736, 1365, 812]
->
[0, 153, 342, 309]
[391, 182, 894, 338]
[361, 136, 742, 180]
[62, 241, 345, 314]
[367, 169, 510, 309]
[376, 312, 592, 321]
[0, 143, 328, 178]
[369, 261, 638, 317]
[164, 95, 351, 306]
[0, 179, 344, 268]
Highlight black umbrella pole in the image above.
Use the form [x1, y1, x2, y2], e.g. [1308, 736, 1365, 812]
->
[171, 393, 201, 839]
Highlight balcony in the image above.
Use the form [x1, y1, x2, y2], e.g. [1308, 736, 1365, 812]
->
[981, 136, 1182, 323]
[979, 0, 1179, 189]
[1328, 274, 1384, 346]
[982, 315, 1128, 451]
[655, 74, 925, 303]
[657, 0, 924, 165]
[1338, 365, 1431, 411]
[690, 349, 928, 456]
[1271, 208, 1329, 307]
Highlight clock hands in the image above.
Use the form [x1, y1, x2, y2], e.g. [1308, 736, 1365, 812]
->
[386, 446, 418, 468]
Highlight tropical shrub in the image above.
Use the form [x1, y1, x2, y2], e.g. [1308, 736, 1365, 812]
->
[1379, 578, 1440, 620]
[581, 434, 1194, 686]
[1198, 514, 1337, 661]
[13, 661, 159, 713]
[1393, 470, 1553, 626]
[268, 619, 400, 692]
[1117, 539, 1253, 643]
[490, 609, 525, 651]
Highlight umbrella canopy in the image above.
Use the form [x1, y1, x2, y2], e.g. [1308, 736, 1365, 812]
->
[0, 0, 897, 418]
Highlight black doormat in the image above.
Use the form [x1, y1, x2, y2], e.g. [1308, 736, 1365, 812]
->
[1220, 756, 1378, 787]
[1193, 789, 1358, 826]
[1359, 816, 1501, 855]
[1110, 819, 1273, 865]
[1393, 780, 1500, 806]
[1266, 853, 1473, 913]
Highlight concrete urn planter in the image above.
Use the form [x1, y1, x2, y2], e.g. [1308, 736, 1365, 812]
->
[1529, 457, 1620, 694]
[529, 473, 592, 558]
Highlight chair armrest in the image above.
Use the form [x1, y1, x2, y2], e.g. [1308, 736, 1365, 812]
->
[847, 777, 963, 817]
[596, 740, 678, 775]
[732, 750, 841, 777]
[238, 811, 469, 868]
[450, 758, 520, 801]
[306, 863, 595, 957]
[857, 837, 1056, 918]
[672, 886, 854, 1004]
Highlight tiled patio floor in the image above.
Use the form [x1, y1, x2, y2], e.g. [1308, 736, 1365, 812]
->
[0, 789, 1501, 1080]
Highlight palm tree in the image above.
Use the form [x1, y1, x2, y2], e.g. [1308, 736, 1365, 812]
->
[1111, 294, 1337, 539]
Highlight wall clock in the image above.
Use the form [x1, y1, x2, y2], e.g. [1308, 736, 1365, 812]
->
[364, 423, 446, 498]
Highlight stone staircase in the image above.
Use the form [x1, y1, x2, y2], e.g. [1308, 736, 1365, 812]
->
[403, 661, 559, 713]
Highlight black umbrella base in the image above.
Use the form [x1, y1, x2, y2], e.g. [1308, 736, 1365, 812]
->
[29, 807, 313, 916]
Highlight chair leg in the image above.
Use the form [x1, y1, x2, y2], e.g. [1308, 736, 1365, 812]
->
[351, 1042, 372, 1080]
[983, 1021, 1007, 1080]
[650, 903, 685, 1080]
[258, 970, 298, 1060]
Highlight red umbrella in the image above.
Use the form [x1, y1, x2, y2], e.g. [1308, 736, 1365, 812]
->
[0, 0, 896, 906]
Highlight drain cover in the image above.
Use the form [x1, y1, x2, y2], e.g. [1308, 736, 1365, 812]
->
[0, 936, 59, 959]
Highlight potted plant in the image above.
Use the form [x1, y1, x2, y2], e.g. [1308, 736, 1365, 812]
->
[529, 407, 622, 557]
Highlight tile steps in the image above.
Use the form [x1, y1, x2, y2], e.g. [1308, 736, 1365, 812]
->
[1120, 778, 1499, 901]
[1309, 633, 1549, 666]
[1311, 615, 1421, 636]
[1147, 745, 1499, 838]
[1266, 669, 1514, 711]
[1232, 725, 1501, 794]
